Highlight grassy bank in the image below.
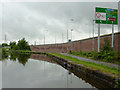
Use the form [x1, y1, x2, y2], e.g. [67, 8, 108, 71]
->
[50, 53, 120, 78]
[68, 51, 120, 65]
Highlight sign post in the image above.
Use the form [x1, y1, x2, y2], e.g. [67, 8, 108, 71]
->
[112, 23, 114, 47]
[98, 24, 100, 52]
[95, 7, 118, 52]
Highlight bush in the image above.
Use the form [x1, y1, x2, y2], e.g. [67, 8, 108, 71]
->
[82, 52, 87, 56]
[103, 55, 113, 62]
[101, 37, 113, 53]
[87, 52, 92, 57]
[69, 50, 72, 54]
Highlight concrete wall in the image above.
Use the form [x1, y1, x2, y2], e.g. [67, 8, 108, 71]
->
[30, 32, 120, 53]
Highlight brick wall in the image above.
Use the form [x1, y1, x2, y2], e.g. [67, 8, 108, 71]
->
[30, 32, 120, 53]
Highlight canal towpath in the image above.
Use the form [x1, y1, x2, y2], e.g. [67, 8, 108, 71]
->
[61, 53, 120, 70]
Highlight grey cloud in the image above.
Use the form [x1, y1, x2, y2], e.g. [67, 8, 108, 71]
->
[2, 2, 118, 44]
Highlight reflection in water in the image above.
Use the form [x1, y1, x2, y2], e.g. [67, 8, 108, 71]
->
[0, 50, 2, 60]
[2, 53, 96, 88]
[1, 51, 8, 61]
[17, 53, 30, 66]
[2, 52, 31, 66]
[9, 53, 17, 61]
[30, 54, 57, 64]
[10, 53, 31, 66]
[0, 49, 2, 89]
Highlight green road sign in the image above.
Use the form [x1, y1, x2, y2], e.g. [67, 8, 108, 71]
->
[95, 7, 118, 24]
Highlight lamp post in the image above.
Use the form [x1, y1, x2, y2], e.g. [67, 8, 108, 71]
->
[62, 33, 64, 43]
[67, 18, 74, 42]
[112, 21, 114, 48]
[55, 34, 56, 44]
[34, 41, 36, 45]
[44, 30, 45, 45]
[70, 29, 73, 51]
[71, 29, 73, 41]
[44, 30, 48, 45]
[92, 19, 95, 51]
[66, 18, 74, 52]
[44, 30, 48, 52]
[62, 33, 64, 53]
[89, 24, 90, 38]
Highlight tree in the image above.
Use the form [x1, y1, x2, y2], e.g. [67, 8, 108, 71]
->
[101, 37, 113, 53]
[2, 43, 8, 47]
[9, 38, 30, 50]
[9, 42, 17, 49]
[17, 38, 30, 50]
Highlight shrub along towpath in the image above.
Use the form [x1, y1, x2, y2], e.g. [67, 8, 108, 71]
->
[61, 53, 120, 70]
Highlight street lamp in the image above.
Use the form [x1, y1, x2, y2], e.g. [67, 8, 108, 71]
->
[66, 18, 74, 53]
[62, 33, 64, 53]
[92, 19, 95, 51]
[34, 41, 36, 45]
[67, 18, 74, 42]
[55, 33, 56, 44]
[71, 29, 73, 41]
[44, 30, 48, 45]
[70, 29, 74, 51]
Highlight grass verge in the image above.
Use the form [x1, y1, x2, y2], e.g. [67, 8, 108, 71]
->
[68, 51, 120, 65]
[50, 53, 120, 78]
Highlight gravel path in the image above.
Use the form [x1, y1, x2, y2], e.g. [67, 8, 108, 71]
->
[61, 53, 120, 70]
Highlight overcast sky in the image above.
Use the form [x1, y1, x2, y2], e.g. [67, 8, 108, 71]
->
[1, 1, 119, 45]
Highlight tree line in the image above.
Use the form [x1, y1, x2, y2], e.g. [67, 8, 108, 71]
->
[2, 38, 30, 51]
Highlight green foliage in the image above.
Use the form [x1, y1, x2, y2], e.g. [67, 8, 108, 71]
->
[3, 52, 31, 66]
[12, 45, 19, 50]
[17, 38, 30, 50]
[17, 53, 30, 66]
[0, 44, 2, 48]
[9, 41, 17, 50]
[69, 50, 72, 54]
[0, 48, 1, 60]
[2, 43, 8, 47]
[2, 48, 8, 60]
[9, 38, 30, 51]
[114, 79, 120, 88]
[90, 51, 101, 60]
[101, 37, 113, 53]
[9, 53, 17, 61]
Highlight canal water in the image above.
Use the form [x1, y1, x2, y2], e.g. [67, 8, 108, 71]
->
[1, 53, 98, 88]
